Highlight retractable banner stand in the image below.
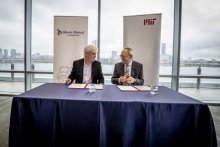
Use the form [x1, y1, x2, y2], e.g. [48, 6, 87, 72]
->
[124, 14, 162, 86]
[54, 16, 88, 83]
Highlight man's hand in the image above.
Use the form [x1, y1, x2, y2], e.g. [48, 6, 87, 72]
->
[119, 76, 128, 83]
[126, 76, 135, 84]
[119, 76, 135, 84]
[65, 78, 72, 85]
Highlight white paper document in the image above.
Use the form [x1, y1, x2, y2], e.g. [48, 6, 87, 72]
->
[68, 83, 86, 89]
[68, 83, 103, 89]
[133, 85, 151, 91]
[116, 85, 138, 91]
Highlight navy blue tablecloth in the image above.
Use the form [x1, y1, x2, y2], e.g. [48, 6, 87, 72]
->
[9, 83, 217, 147]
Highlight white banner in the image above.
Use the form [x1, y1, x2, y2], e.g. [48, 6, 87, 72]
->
[124, 14, 162, 86]
[53, 16, 88, 83]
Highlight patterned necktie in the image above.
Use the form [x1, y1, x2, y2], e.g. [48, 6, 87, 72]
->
[124, 64, 129, 77]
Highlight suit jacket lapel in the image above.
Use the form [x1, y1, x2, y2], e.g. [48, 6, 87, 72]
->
[120, 63, 124, 76]
[79, 59, 84, 82]
[91, 61, 96, 80]
[131, 62, 136, 77]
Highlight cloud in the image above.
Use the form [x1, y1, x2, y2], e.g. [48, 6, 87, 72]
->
[181, 1, 220, 60]
[0, 0, 219, 60]
[0, 0, 23, 23]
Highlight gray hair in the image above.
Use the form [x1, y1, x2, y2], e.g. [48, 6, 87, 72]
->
[84, 45, 97, 54]
[124, 47, 133, 57]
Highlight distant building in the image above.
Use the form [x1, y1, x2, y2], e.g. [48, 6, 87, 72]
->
[10, 49, 16, 58]
[36, 53, 40, 57]
[160, 43, 171, 63]
[0, 48, 3, 58]
[16, 53, 23, 58]
[3, 49, 8, 58]
[111, 51, 118, 60]
[187, 57, 192, 61]
[160, 54, 171, 62]
[161, 43, 166, 55]
[92, 40, 97, 46]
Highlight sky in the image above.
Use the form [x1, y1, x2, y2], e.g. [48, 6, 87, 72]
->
[0, 0, 220, 60]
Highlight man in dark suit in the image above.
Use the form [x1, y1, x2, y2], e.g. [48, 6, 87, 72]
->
[65, 45, 104, 84]
[111, 47, 144, 85]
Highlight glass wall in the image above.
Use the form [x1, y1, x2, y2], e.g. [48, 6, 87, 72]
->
[100, 0, 174, 85]
[0, 0, 24, 94]
[31, 0, 98, 88]
[180, 0, 220, 101]
[0, 0, 219, 103]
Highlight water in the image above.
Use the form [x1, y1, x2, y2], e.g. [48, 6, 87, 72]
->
[103, 64, 220, 76]
[0, 62, 219, 80]
[0, 63, 53, 78]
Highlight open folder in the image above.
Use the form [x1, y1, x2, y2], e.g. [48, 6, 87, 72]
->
[116, 85, 151, 91]
[68, 83, 103, 90]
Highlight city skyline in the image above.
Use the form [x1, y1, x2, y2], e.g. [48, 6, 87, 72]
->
[1, 47, 220, 63]
[0, 0, 220, 60]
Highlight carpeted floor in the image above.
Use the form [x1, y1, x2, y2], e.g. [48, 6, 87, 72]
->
[0, 96, 219, 147]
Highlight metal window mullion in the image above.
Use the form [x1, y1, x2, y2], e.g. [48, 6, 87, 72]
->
[97, 0, 101, 61]
[24, 0, 32, 91]
[171, 0, 182, 91]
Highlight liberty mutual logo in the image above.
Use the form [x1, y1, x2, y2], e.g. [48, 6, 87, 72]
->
[56, 29, 84, 37]
[57, 29, 62, 35]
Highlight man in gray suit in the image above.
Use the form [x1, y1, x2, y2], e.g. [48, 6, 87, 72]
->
[111, 47, 144, 85]
[65, 45, 104, 84]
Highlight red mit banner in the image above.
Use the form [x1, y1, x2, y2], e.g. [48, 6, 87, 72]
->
[124, 14, 162, 86]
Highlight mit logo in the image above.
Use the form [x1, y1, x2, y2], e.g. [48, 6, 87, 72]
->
[144, 18, 156, 25]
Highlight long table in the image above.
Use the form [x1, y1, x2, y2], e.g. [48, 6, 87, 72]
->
[9, 83, 217, 147]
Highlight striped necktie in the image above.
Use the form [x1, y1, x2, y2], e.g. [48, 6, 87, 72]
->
[124, 64, 129, 77]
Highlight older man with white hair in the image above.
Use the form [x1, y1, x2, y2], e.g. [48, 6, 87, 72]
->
[65, 45, 104, 84]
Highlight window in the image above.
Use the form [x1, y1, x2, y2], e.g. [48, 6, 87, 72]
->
[100, 0, 174, 85]
[31, 0, 98, 87]
[180, 0, 220, 101]
[0, 0, 24, 94]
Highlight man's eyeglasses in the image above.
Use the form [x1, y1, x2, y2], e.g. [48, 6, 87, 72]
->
[120, 55, 129, 58]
